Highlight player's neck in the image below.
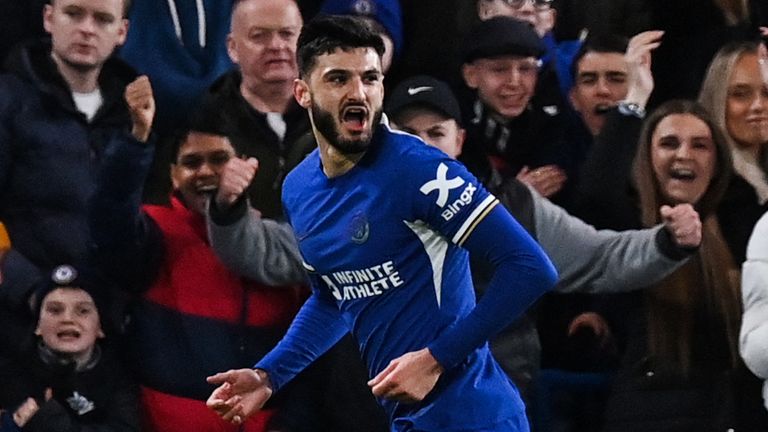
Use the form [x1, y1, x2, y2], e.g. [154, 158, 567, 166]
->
[316, 134, 365, 178]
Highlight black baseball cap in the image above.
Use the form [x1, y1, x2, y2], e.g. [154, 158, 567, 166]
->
[462, 16, 545, 63]
[386, 75, 462, 124]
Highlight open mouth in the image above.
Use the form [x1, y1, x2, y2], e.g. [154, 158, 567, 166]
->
[342, 106, 368, 131]
[594, 104, 613, 114]
[196, 184, 217, 195]
[57, 329, 82, 340]
[669, 167, 696, 181]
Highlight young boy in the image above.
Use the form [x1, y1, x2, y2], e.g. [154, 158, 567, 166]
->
[0, 265, 139, 431]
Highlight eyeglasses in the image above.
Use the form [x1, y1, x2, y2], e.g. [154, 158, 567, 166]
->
[499, 0, 553, 10]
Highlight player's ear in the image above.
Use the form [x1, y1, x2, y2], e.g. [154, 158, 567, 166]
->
[294, 78, 311, 108]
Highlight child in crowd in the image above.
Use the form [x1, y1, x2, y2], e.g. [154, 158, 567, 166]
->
[0, 265, 138, 432]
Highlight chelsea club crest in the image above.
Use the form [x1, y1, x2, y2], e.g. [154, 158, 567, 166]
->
[349, 212, 370, 244]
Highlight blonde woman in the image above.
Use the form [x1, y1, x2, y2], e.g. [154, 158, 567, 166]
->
[699, 39, 768, 262]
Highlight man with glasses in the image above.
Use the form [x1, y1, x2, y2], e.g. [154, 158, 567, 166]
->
[458, 16, 578, 208]
[478, 0, 554, 34]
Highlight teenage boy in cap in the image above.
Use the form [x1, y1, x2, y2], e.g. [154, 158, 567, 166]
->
[386, 74, 703, 397]
[0, 264, 139, 431]
[476, 0, 584, 98]
[459, 16, 577, 207]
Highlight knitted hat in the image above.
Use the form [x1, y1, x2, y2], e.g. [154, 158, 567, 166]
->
[34, 264, 108, 321]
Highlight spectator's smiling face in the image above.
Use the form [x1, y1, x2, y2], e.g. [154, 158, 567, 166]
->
[726, 52, 768, 149]
[172, 133, 235, 215]
[296, 47, 384, 154]
[44, 0, 127, 71]
[463, 55, 539, 119]
[227, 0, 302, 86]
[36, 288, 104, 362]
[651, 114, 716, 205]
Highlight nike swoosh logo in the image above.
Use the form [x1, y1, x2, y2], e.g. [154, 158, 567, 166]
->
[407, 86, 433, 95]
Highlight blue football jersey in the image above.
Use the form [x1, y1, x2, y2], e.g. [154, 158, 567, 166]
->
[260, 122, 532, 430]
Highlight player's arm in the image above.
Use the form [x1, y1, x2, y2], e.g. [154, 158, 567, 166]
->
[253, 274, 348, 391]
[370, 202, 557, 403]
[426, 203, 558, 369]
[207, 272, 348, 422]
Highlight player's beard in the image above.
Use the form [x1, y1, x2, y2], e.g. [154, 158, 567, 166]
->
[311, 101, 382, 155]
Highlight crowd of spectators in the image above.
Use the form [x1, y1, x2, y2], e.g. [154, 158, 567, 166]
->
[0, 0, 767, 431]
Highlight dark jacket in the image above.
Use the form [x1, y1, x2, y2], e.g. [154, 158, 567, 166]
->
[0, 341, 139, 432]
[0, 39, 153, 346]
[196, 70, 314, 219]
[458, 84, 580, 208]
[718, 174, 768, 264]
[117, 0, 234, 134]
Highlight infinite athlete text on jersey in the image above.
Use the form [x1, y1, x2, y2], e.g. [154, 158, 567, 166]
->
[321, 260, 405, 301]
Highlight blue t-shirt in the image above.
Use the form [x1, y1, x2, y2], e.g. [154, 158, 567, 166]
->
[257, 121, 554, 430]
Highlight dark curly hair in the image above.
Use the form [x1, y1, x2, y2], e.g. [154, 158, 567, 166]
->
[296, 14, 385, 79]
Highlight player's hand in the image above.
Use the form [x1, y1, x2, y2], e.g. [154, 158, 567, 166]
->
[660, 204, 701, 249]
[624, 30, 663, 108]
[215, 157, 259, 210]
[206, 368, 272, 425]
[124, 75, 155, 143]
[13, 397, 40, 427]
[516, 165, 567, 198]
[368, 348, 444, 403]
